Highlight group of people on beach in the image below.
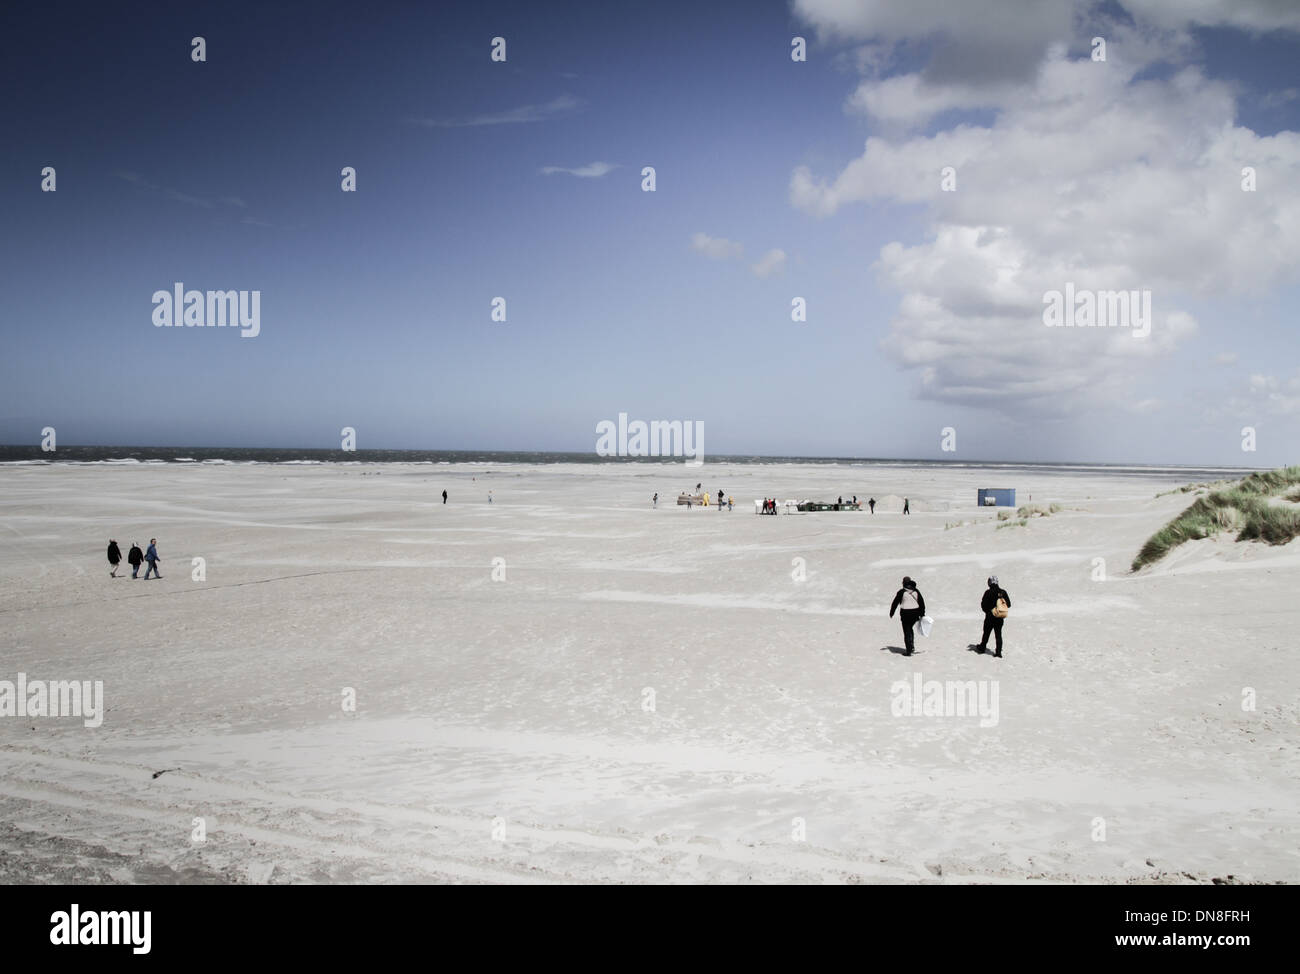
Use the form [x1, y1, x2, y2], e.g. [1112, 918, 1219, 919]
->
[107, 539, 161, 579]
[888, 575, 1011, 657]
[670, 488, 733, 509]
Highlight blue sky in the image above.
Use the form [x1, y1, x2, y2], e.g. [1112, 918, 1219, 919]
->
[2, 0, 1299, 465]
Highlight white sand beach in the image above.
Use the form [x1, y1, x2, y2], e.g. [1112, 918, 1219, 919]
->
[0, 461, 1295, 884]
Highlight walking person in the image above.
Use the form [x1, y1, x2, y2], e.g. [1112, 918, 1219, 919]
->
[977, 576, 1011, 657]
[903, 498, 911, 515]
[652, 492, 658, 508]
[889, 576, 926, 656]
[717, 489, 725, 511]
[442, 490, 448, 504]
[127, 542, 144, 579]
[869, 497, 875, 514]
[107, 539, 122, 577]
[727, 495, 733, 511]
[144, 538, 162, 580]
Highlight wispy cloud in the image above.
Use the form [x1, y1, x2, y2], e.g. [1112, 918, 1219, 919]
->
[690, 232, 743, 260]
[163, 188, 214, 209]
[540, 161, 617, 178]
[118, 171, 246, 212]
[407, 95, 582, 128]
[118, 172, 270, 227]
[751, 248, 787, 278]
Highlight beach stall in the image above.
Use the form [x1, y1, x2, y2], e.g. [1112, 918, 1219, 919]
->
[977, 488, 1017, 507]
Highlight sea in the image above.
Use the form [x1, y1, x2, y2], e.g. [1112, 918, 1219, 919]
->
[0, 445, 1262, 483]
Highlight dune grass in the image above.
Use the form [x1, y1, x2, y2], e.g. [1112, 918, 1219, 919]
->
[996, 517, 1028, 530]
[1132, 466, 1300, 571]
[1016, 503, 1062, 518]
[1155, 479, 1231, 498]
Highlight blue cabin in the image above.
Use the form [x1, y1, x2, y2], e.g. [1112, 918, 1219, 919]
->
[977, 488, 1016, 507]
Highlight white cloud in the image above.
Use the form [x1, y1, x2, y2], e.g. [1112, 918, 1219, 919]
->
[1121, 0, 1300, 32]
[787, 17, 1300, 415]
[1214, 351, 1239, 365]
[691, 232, 743, 260]
[751, 249, 787, 278]
[408, 95, 581, 128]
[1231, 370, 1300, 416]
[540, 161, 617, 178]
[792, 0, 1078, 82]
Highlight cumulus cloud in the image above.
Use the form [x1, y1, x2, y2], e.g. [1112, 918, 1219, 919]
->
[795, 0, 1300, 86]
[751, 249, 787, 278]
[540, 161, 617, 178]
[691, 232, 743, 260]
[788, 7, 1300, 416]
[1224, 370, 1300, 417]
[1121, 0, 1300, 32]
[793, 0, 1079, 83]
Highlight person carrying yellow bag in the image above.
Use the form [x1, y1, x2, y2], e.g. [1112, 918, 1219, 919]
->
[977, 576, 1011, 657]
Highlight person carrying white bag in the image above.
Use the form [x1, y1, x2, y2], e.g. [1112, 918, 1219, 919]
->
[889, 576, 928, 656]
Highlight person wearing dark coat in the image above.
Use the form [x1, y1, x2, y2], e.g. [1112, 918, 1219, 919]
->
[127, 543, 144, 578]
[977, 576, 1011, 657]
[869, 498, 875, 514]
[107, 540, 122, 577]
[442, 490, 448, 504]
[889, 576, 926, 656]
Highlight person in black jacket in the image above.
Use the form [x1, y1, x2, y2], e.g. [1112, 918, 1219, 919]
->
[889, 576, 926, 656]
[127, 542, 144, 579]
[107, 540, 122, 577]
[977, 575, 1011, 657]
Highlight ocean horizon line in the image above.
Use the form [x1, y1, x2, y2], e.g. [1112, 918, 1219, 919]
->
[0, 443, 1269, 474]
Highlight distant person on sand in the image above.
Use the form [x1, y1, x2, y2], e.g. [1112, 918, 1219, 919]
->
[442, 490, 448, 504]
[838, 496, 843, 507]
[652, 492, 658, 508]
[488, 490, 493, 504]
[727, 495, 733, 511]
[903, 498, 911, 515]
[144, 538, 161, 579]
[977, 576, 1011, 658]
[107, 540, 121, 577]
[127, 542, 144, 578]
[889, 576, 926, 656]
[717, 489, 725, 511]
[869, 498, 875, 514]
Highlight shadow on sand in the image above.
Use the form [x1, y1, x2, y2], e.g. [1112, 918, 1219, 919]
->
[880, 645, 915, 656]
